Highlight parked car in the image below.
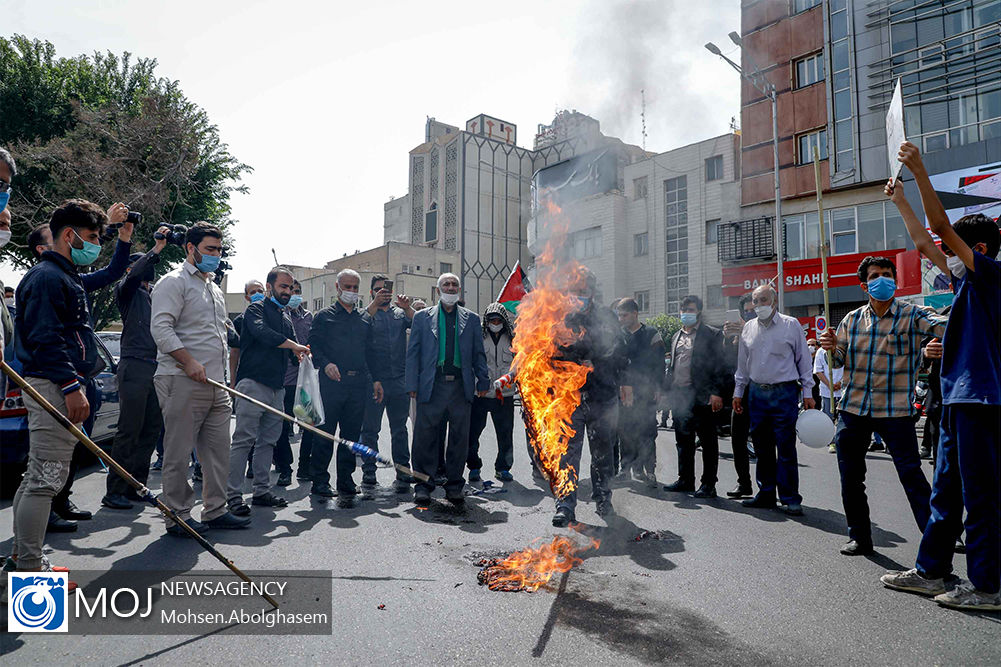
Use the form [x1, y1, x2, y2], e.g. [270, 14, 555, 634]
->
[1, 333, 120, 498]
[97, 330, 122, 364]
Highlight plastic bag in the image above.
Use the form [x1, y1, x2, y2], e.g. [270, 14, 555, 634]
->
[293, 355, 325, 427]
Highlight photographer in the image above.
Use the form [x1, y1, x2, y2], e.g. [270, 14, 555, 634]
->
[151, 222, 249, 536]
[101, 226, 171, 510]
[10, 200, 107, 573]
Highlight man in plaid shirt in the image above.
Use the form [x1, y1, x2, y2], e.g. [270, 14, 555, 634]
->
[820, 256, 947, 557]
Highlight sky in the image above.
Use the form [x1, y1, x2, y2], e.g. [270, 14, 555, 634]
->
[1, 0, 741, 293]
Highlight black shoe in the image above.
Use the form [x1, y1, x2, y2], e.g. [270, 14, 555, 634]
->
[414, 489, 432, 506]
[692, 485, 717, 499]
[276, 472, 292, 487]
[741, 495, 776, 509]
[954, 537, 966, 554]
[868, 441, 884, 452]
[246, 467, 254, 479]
[782, 503, 804, 516]
[228, 499, 251, 516]
[434, 474, 448, 487]
[595, 498, 614, 517]
[726, 484, 753, 498]
[205, 511, 252, 529]
[361, 471, 378, 487]
[310, 483, 336, 498]
[468, 468, 482, 482]
[101, 494, 134, 510]
[46, 511, 78, 533]
[840, 540, 873, 556]
[394, 479, 412, 494]
[338, 486, 360, 496]
[663, 480, 695, 493]
[445, 488, 465, 506]
[552, 507, 576, 527]
[54, 500, 92, 521]
[252, 492, 288, 508]
[296, 469, 312, 482]
[166, 517, 209, 537]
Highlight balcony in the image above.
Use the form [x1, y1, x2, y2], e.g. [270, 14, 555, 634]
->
[718, 217, 776, 263]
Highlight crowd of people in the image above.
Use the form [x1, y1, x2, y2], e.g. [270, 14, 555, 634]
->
[0, 141, 997, 612]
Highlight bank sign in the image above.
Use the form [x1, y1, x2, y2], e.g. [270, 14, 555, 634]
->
[722, 249, 921, 297]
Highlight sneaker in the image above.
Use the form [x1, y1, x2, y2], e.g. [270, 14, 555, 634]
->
[880, 568, 946, 597]
[151, 458, 163, 471]
[934, 581, 1001, 611]
[840, 540, 874, 556]
[468, 469, 482, 482]
[552, 507, 576, 527]
[495, 470, 513, 482]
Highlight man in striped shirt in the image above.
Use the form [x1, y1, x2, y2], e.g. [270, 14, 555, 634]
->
[819, 256, 947, 557]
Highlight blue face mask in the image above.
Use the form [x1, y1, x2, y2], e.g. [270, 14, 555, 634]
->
[866, 276, 896, 301]
[0, 190, 9, 213]
[288, 294, 303, 309]
[269, 295, 287, 308]
[249, 292, 265, 303]
[194, 251, 220, 274]
[680, 312, 698, 327]
[70, 229, 102, 266]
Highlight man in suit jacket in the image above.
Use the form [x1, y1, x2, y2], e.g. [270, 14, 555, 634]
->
[406, 273, 489, 507]
[663, 295, 726, 498]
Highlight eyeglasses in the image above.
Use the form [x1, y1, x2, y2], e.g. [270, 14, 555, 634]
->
[0, 180, 11, 193]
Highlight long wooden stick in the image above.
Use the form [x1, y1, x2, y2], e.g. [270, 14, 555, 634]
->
[210, 376, 430, 482]
[812, 146, 836, 414]
[0, 361, 278, 610]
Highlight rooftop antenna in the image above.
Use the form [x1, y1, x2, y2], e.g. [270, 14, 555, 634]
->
[640, 89, 648, 151]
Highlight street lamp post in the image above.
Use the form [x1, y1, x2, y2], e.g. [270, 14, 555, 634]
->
[706, 34, 785, 311]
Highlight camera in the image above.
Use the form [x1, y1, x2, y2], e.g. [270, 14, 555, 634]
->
[212, 259, 232, 286]
[155, 223, 189, 247]
[126, 211, 142, 224]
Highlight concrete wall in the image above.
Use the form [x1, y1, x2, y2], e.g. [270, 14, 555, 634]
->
[383, 194, 410, 244]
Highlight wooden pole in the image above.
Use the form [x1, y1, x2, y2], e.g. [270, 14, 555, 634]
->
[812, 146, 836, 411]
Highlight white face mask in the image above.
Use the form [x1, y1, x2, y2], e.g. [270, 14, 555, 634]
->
[946, 255, 966, 278]
[439, 292, 460, 306]
[339, 290, 360, 305]
[3, 297, 13, 307]
[487, 322, 504, 333]
[755, 304, 774, 321]
[0, 229, 11, 248]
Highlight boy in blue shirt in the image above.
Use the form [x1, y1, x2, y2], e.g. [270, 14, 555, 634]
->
[880, 141, 1000, 611]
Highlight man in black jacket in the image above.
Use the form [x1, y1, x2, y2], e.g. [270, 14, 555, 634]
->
[663, 295, 725, 498]
[308, 269, 384, 505]
[551, 272, 627, 526]
[226, 267, 309, 515]
[101, 229, 171, 509]
[616, 297, 666, 487]
[11, 200, 107, 573]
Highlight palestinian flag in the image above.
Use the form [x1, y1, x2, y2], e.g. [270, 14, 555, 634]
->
[497, 261, 531, 314]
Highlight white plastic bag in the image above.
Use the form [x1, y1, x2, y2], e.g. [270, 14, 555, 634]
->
[292, 355, 325, 427]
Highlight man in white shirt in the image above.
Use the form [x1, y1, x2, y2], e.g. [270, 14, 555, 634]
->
[813, 344, 843, 453]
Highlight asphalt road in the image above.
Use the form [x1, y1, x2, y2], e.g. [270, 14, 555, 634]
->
[2, 413, 998, 666]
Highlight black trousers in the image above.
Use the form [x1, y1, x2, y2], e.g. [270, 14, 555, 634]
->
[672, 386, 719, 486]
[467, 396, 515, 473]
[310, 377, 366, 491]
[730, 406, 752, 487]
[618, 395, 657, 476]
[414, 378, 471, 495]
[106, 359, 162, 497]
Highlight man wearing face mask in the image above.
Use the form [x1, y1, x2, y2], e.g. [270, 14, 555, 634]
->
[818, 256, 947, 556]
[151, 223, 250, 536]
[100, 228, 171, 510]
[733, 284, 815, 516]
[0, 148, 17, 349]
[720, 293, 756, 497]
[10, 200, 107, 574]
[225, 267, 309, 516]
[308, 269, 385, 505]
[359, 275, 416, 492]
[275, 279, 315, 486]
[228, 279, 266, 388]
[406, 273, 490, 507]
[663, 295, 725, 498]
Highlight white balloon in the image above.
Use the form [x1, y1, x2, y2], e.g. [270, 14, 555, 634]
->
[797, 409, 835, 448]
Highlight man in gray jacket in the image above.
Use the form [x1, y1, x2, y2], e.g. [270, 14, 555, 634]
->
[466, 303, 516, 483]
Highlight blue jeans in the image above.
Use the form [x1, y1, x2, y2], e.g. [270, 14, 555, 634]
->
[747, 382, 801, 505]
[834, 411, 931, 545]
[917, 405, 1000, 593]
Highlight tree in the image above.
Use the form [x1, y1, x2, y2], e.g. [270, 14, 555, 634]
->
[646, 312, 682, 347]
[0, 35, 250, 328]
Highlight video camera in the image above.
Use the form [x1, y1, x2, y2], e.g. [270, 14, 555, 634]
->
[212, 259, 232, 286]
[154, 223, 189, 247]
[100, 211, 144, 243]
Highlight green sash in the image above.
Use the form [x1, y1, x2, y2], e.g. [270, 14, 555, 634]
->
[437, 306, 462, 369]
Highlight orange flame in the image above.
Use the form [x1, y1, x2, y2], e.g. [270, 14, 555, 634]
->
[513, 199, 592, 500]
[477, 534, 600, 592]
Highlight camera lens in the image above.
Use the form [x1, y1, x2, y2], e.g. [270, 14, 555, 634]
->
[126, 211, 142, 224]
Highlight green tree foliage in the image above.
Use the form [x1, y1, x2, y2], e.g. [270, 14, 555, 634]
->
[0, 34, 250, 328]
[645, 312, 682, 347]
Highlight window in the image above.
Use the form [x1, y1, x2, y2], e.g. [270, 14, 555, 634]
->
[664, 176, 688, 312]
[313, 298, 323, 311]
[634, 291, 650, 313]
[633, 176, 648, 200]
[831, 208, 856, 255]
[424, 207, 438, 244]
[572, 226, 602, 259]
[705, 155, 724, 181]
[706, 285, 723, 309]
[439, 262, 452, 274]
[792, 0, 820, 13]
[797, 129, 828, 165]
[634, 232, 649, 256]
[829, 0, 854, 172]
[794, 53, 825, 88]
[705, 219, 720, 244]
